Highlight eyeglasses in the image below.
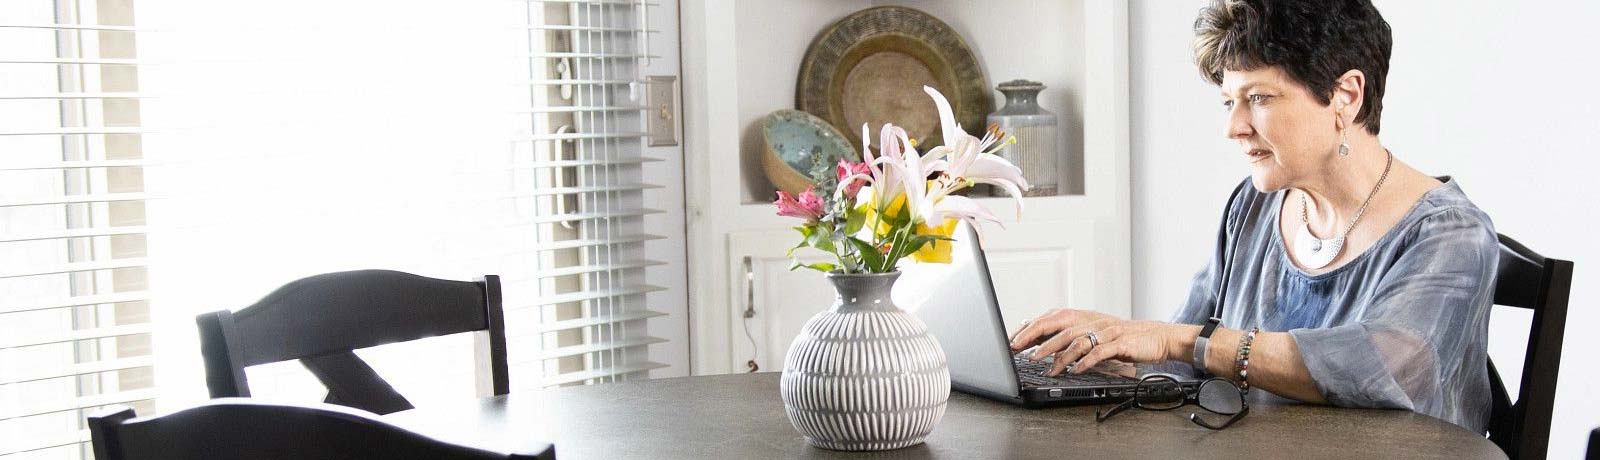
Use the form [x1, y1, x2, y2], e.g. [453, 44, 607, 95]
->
[1095, 375, 1249, 430]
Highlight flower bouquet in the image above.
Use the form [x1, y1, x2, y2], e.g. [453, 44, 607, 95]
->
[774, 86, 1029, 451]
[774, 86, 1030, 271]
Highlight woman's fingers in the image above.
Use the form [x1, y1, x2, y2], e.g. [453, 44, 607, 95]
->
[1071, 340, 1122, 374]
[1009, 308, 1123, 352]
[1009, 311, 1067, 351]
[1008, 322, 1048, 351]
[1029, 332, 1078, 361]
[1040, 319, 1110, 361]
[1047, 324, 1123, 376]
[1029, 318, 1110, 360]
[1046, 349, 1077, 376]
[1007, 319, 1033, 343]
[1079, 323, 1181, 373]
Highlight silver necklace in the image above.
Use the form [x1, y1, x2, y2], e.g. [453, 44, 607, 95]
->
[1293, 149, 1393, 269]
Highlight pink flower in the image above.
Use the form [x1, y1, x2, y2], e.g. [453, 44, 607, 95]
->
[835, 159, 871, 199]
[775, 186, 825, 221]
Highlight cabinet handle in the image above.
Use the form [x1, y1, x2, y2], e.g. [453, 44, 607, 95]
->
[743, 256, 756, 319]
[742, 256, 759, 373]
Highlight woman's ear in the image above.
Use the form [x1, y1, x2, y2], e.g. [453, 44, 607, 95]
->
[1332, 69, 1366, 129]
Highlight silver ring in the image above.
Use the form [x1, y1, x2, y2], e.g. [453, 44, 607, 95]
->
[1085, 331, 1100, 348]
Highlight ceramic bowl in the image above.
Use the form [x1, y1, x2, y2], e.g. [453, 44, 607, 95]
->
[761, 109, 858, 197]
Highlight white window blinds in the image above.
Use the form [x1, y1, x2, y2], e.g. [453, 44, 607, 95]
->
[0, 0, 153, 457]
[517, 0, 681, 387]
[3, 1, 686, 455]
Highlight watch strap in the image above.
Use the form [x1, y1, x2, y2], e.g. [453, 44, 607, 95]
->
[1193, 317, 1222, 372]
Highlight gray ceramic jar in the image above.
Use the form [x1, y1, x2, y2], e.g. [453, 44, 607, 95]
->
[779, 271, 950, 451]
[987, 79, 1061, 197]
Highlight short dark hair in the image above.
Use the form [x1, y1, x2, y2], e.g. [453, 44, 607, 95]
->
[1193, 0, 1393, 135]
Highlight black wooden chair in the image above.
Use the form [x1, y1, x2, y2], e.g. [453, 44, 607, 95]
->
[196, 270, 508, 415]
[88, 399, 553, 460]
[1587, 426, 1598, 460]
[1486, 235, 1574, 460]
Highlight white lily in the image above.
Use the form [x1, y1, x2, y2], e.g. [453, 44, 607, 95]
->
[920, 85, 1031, 218]
[781, 85, 1034, 271]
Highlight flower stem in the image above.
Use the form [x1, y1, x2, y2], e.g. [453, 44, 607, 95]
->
[881, 217, 914, 272]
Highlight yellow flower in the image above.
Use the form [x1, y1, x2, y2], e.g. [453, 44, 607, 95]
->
[911, 217, 959, 263]
[862, 193, 907, 237]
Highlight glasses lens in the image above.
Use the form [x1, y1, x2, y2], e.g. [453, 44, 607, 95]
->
[1197, 380, 1243, 415]
[1136, 376, 1184, 410]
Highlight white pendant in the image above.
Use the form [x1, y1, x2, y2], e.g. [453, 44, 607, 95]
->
[1293, 223, 1344, 269]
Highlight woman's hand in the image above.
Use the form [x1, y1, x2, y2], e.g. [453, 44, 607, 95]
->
[1008, 308, 1198, 377]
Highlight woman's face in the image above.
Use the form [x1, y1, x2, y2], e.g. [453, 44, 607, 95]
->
[1219, 66, 1342, 192]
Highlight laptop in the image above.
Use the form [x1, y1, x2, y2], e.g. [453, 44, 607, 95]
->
[895, 221, 1198, 408]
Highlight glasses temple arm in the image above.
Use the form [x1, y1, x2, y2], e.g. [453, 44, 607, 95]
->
[1096, 398, 1139, 423]
[1189, 405, 1250, 430]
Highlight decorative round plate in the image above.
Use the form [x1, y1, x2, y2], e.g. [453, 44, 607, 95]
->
[761, 109, 859, 197]
[797, 6, 991, 151]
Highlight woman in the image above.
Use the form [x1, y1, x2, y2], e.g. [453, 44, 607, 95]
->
[1008, 0, 1496, 432]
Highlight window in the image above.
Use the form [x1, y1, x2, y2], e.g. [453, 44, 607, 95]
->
[517, 0, 683, 387]
[2, 0, 685, 457]
[0, 0, 153, 457]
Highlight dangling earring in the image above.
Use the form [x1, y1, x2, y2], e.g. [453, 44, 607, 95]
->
[1336, 108, 1351, 156]
[1338, 127, 1350, 157]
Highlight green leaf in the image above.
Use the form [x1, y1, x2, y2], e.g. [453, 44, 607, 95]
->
[800, 261, 838, 273]
[806, 224, 836, 253]
[847, 237, 885, 273]
[884, 208, 910, 226]
[786, 226, 812, 257]
[793, 261, 838, 273]
[787, 243, 840, 273]
[898, 238, 931, 256]
[838, 253, 862, 273]
[907, 234, 951, 247]
[843, 205, 867, 236]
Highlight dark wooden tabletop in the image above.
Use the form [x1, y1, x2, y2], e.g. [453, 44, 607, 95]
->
[382, 372, 1505, 460]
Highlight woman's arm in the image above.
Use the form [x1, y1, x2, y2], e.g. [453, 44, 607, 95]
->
[1187, 325, 1325, 403]
[1019, 207, 1498, 414]
[1009, 313, 1326, 403]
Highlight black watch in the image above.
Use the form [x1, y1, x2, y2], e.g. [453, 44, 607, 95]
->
[1193, 317, 1222, 372]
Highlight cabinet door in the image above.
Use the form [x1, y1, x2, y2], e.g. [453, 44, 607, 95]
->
[725, 229, 837, 373]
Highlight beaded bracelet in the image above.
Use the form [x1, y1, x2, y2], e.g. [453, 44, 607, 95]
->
[1234, 327, 1260, 393]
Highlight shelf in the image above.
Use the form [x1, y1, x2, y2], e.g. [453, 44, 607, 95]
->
[731, 0, 1090, 204]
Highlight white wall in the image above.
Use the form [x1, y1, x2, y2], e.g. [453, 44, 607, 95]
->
[1129, 1, 1600, 457]
[733, 0, 871, 203]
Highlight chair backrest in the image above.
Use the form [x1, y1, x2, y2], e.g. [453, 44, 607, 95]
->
[1588, 426, 1598, 460]
[1485, 234, 1574, 460]
[87, 399, 553, 460]
[196, 270, 508, 414]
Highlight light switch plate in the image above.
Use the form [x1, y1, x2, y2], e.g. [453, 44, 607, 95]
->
[646, 75, 678, 147]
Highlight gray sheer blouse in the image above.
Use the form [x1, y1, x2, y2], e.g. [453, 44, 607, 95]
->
[1167, 176, 1497, 433]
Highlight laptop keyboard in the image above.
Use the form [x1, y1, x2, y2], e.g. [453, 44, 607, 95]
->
[1013, 356, 1134, 388]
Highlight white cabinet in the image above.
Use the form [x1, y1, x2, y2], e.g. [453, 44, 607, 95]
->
[680, 0, 1131, 375]
[723, 213, 1127, 373]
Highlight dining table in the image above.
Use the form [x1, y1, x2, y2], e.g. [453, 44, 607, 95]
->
[382, 372, 1506, 460]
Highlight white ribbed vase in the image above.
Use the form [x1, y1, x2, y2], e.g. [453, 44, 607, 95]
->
[780, 271, 950, 451]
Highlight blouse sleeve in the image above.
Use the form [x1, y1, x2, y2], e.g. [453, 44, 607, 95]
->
[1288, 207, 1497, 418]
